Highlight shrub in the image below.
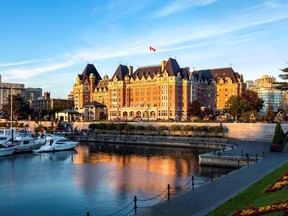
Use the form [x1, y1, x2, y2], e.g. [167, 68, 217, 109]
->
[169, 124, 181, 131]
[106, 123, 116, 130]
[135, 125, 146, 130]
[194, 126, 208, 132]
[272, 123, 285, 145]
[89, 123, 98, 130]
[124, 124, 135, 131]
[146, 125, 156, 131]
[97, 123, 107, 130]
[182, 125, 193, 131]
[157, 125, 168, 131]
[115, 123, 125, 131]
[208, 126, 224, 133]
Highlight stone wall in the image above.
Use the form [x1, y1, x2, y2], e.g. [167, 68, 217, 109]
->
[71, 122, 288, 143]
[24, 121, 285, 143]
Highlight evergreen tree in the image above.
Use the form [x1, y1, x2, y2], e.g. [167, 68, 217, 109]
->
[2, 94, 32, 120]
[274, 66, 288, 90]
[272, 123, 285, 145]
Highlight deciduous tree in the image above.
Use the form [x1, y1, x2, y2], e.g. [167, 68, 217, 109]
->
[187, 100, 201, 118]
[224, 95, 247, 122]
[241, 89, 264, 112]
[265, 102, 275, 122]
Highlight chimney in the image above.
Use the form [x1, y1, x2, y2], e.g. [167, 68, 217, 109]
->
[161, 60, 166, 71]
[128, 66, 133, 76]
[44, 91, 50, 100]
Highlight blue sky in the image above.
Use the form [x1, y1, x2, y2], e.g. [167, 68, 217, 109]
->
[0, 0, 287, 98]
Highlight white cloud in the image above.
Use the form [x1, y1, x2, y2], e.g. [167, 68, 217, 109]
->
[153, 0, 216, 17]
[1, 60, 74, 80]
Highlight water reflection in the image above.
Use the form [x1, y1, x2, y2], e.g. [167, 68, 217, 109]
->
[0, 143, 230, 216]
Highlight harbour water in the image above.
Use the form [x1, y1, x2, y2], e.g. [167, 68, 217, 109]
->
[0, 142, 230, 216]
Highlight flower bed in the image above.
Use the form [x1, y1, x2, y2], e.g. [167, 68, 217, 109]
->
[266, 172, 288, 192]
[234, 171, 288, 215]
[234, 201, 288, 216]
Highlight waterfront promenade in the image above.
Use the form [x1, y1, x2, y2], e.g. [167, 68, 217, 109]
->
[139, 140, 288, 216]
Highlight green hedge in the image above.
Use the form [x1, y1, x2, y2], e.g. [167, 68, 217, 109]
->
[194, 126, 208, 132]
[170, 124, 181, 131]
[208, 126, 223, 133]
[182, 125, 193, 131]
[157, 126, 168, 131]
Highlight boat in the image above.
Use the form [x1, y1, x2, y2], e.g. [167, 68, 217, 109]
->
[0, 143, 17, 156]
[33, 135, 79, 153]
[0, 134, 12, 145]
[14, 136, 42, 153]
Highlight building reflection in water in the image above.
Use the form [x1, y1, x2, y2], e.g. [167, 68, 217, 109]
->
[72, 142, 210, 204]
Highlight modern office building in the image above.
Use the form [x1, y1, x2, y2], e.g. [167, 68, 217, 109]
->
[0, 75, 25, 109]
[22, 87, 42, 101]
[253, 75, 286, 113]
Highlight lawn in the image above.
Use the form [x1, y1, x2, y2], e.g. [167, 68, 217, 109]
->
[208, 162, 288, 216]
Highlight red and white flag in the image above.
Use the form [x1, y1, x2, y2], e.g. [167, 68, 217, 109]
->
[149, 46, 156, 52]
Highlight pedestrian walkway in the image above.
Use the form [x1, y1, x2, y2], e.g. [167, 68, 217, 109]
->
[139, 141, 288, 216]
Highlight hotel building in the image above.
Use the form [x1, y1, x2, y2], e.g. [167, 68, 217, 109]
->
[72, 58, 244, 120]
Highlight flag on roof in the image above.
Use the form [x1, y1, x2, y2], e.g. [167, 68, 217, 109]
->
[149, 46, 156, 52]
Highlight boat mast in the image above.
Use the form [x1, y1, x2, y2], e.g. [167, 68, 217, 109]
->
[10, 86, 13, 128]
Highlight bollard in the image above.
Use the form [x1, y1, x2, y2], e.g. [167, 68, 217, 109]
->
[167, 184, 170, 201]
[247, 156, 249, 166]
[237, 160, 240, 169]
[263, 151, 265, 158]
[134, 196, 137, 214]
[211, 170, 214, 182]
[218, 151, 221, 157]
[87, 212, 90, 216]
[192, 176, 194, 190]
[256, 154, 258, 162]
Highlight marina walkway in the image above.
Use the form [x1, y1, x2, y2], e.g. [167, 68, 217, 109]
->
[139, 141, 288, 216]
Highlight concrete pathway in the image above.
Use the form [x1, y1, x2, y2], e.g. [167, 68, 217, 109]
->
[139, 141, 288, 216]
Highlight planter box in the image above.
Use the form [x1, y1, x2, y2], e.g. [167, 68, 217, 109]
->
[270, 145, 283, 152]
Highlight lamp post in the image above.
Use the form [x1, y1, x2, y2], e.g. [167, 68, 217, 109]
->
[147, 104, 150, 122]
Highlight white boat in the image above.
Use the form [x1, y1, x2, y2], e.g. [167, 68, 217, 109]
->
[33, 135, 78, 153]
[14, 136, 42, 153]
[0, 134, 12, 145]
[0, 143, 17, 156]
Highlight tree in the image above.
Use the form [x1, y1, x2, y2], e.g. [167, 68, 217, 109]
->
[53, 99, 72, 112]
[224, 95, 247, 122]
[200, 107, 213, 120]
[272, 123, 285, 145]
[187, 100, 201, 118]
[2, 94, 32, 120]
[241, 89, 264, 112]
[274, 66, 288, 90]
[265, 102, 275, 122]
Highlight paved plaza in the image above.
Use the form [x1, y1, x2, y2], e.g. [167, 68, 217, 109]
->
[139, 141, 288, 216]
